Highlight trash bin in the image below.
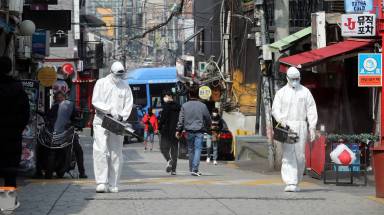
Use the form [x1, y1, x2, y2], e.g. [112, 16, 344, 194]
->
[372, 146, 384, 198]
[0, 187, 18, 212]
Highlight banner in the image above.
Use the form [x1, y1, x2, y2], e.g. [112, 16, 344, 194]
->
[20, 80, 40, 172]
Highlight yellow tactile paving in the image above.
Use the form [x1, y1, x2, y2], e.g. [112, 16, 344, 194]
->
[368, 196, 384, 205]
[239, 179, 282, 186]
[226, 163, 240, 169]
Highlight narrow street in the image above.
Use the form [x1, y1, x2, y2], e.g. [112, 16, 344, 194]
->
[14, 135, 384, 215]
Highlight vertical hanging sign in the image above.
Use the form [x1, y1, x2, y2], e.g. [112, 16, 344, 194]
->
[74, 0, 80, 40]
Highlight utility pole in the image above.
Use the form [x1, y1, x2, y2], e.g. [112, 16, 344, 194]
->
[272, 0, 289, 169]
[122, 0, 128, 67]
[254, 0, 274, 170]
[373, 0, 384, 199]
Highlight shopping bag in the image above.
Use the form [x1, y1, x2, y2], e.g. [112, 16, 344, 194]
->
[330, 143, 356, 165]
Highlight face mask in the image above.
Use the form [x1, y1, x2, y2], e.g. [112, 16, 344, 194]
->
[163, 97, 169, 103]
[289, 80, 299, 88]
[287, 77, 300, 88]
[111, 75, 121, 84]
[212, 113, 218, 117]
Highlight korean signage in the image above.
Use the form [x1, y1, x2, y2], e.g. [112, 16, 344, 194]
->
[358, 53, 382, 87]
[344, 0, 373, 13]
[199, 86, 212, 100]
[37, 67, 57, 87]
[341, 14, 376, 37]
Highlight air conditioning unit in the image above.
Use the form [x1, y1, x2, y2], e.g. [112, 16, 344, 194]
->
[16, 36, 32, 59]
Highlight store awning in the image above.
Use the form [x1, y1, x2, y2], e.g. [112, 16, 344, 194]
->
[80, 15, 106, 27]
[269, 27, 312, 52]
[279, 39, 374, 72]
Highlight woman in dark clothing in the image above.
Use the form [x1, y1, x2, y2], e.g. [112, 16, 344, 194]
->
[0, 56, 30, 187]
[158, 91, 180, 175]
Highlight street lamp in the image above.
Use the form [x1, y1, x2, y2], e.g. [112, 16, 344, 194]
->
[19, 20, 36, 36]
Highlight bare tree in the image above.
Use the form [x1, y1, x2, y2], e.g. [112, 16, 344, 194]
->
[129, 0, 185, 41]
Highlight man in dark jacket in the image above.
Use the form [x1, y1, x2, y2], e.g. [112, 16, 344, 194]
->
[176, 85, 211, 176]
[41, 91, 87, 178]
[0, 56, 30, 187]
[159, 90, 180, 175]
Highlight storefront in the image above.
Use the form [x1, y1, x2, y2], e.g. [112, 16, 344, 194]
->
[277, 39, 378, 179]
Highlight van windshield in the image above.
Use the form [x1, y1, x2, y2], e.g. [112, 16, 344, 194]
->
[131, 84, 147, 107]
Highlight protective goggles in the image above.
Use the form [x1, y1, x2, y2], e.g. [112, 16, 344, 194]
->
[114, 70, 126, 75]
[287, 77, 300, 81]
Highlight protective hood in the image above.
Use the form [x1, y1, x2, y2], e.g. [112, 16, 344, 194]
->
[286, 67, 301, 88]
[110, 61, 126, 79]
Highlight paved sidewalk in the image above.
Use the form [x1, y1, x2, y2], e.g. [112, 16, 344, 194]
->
[12, 135, 384, 215]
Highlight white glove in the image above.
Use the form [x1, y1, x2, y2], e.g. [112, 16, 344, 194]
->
[309, 128, 316, 142]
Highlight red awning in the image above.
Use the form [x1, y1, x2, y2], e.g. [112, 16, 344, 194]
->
[279, 39, 374, 72]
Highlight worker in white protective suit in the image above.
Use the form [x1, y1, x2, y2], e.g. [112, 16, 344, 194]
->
[92, 61, 133, 193]
[272, 67, 318, 192]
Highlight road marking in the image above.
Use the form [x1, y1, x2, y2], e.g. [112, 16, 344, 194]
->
[25, 177, 317, 187]
[368, 196, 384, 205]
[226, 163, 239, 169]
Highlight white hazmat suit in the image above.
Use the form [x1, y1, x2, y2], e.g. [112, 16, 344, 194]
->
[92, 61, 133, 193]
[272, 67, 318, 192]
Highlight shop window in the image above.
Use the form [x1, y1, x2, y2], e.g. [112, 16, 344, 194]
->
[196, 29, 204, 54]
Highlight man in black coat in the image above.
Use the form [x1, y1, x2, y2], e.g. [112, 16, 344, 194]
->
[0, 56, 30, 187]
[158, 90, 180, 175]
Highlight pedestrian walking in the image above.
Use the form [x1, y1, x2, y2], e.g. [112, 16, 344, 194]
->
[158, 90, 180, 175]
[0, 56, 30, 187]
[92, 61, 133, 193]
[272, 67, 318, 192]
[206, 108, 223, 165]
[176, 85, 211, 176]
[142, 107, 158, 151]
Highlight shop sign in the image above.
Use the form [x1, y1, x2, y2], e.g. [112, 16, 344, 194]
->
[62, 63, 74, 75]
[199, 86, 212, 100]
[344, 0, 373, 13]
[341, 14, 376, 37]
[37, 67, 57, 87]
[358, 53, 382, 87]
[32, 30, 49, 57]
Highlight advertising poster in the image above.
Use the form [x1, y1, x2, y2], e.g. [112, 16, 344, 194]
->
[20, 80, 39, 172]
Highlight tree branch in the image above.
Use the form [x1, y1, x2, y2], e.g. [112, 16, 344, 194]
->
[128, 0, 185, 41]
